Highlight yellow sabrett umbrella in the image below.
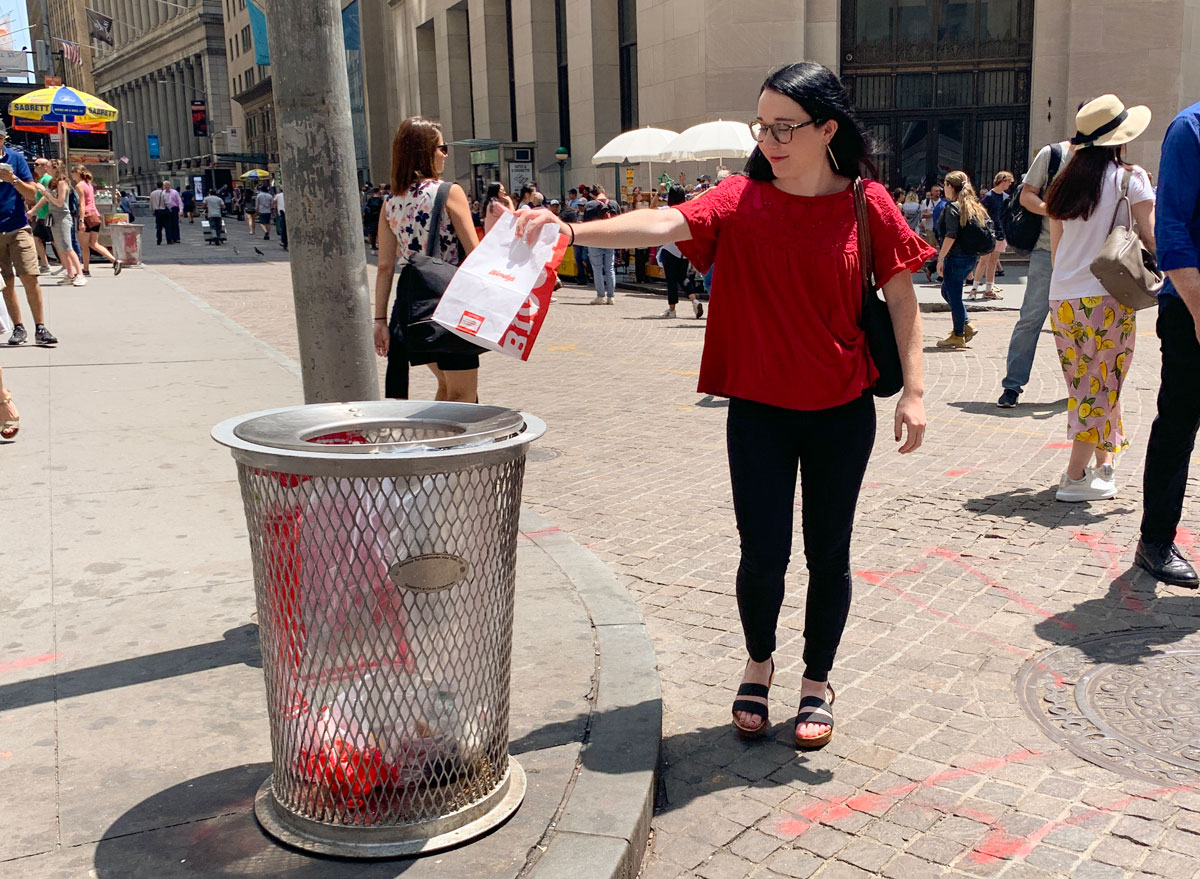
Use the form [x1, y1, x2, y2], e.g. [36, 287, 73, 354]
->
[9, 85, 119, 124]
[240, 169, 271, 180]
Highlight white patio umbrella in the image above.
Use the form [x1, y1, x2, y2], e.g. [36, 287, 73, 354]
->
[660, 119, 758, 166]
[592, 126, 679, 196]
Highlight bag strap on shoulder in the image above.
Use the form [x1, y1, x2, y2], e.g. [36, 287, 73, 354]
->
[1107, 168, 1134, 235]
[424, 181, 452, 258]
[853, 178, 876, 301]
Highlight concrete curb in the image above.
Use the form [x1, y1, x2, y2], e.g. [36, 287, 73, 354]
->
[518, 510, 662, 879]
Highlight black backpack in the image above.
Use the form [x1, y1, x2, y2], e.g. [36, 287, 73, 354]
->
[1003, 144, 1062, 251]
[952, 206, 997, 256]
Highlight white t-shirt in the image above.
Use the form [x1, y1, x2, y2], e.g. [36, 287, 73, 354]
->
[203, 194, 224, 218]
[1048, 163, 1154, 303]
[273, 191, 285, 213]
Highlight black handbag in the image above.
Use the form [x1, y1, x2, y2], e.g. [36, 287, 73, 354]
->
[854, 178, 903, 398]
[390, 181, 485, 358]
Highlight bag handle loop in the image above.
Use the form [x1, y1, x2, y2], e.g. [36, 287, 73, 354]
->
[424, 180, 452, 259]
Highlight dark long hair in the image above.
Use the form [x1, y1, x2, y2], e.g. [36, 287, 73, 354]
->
[482, 181, 505, 216]
[390, 116, 442, 192]
[666, 185, 687, 207]
[1045, 145, 1124, 222]
[744, 62, 876, 182]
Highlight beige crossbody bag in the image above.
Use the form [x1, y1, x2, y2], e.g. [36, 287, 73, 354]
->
[1089, 168, 1163, 310]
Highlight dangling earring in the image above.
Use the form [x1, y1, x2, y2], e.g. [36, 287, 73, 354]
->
[827, 145, 839, 171]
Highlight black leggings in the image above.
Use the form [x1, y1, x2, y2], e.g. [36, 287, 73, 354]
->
[727, 393, 876, 681]
[661, 250, 690, 307]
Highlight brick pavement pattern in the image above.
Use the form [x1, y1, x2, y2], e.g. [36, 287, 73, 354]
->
[151, 227, 1200, 879]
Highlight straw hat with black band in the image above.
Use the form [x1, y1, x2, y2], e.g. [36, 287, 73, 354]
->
[1070, 94, 1152, 148]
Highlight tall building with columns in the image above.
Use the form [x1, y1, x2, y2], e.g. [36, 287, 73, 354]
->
[381, 0, 1200, 199]
[88, 0, 232, 195]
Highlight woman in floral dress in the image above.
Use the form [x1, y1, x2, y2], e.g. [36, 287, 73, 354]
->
[1045, 95, 1156, 502]
[372, 117, 480, 401]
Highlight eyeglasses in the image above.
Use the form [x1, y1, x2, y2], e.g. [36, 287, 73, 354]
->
[436, 144, 449, 155]
[749, 120, 818, 145]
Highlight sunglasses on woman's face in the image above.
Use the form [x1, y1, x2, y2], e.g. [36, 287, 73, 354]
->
[436, 144, 449, 155]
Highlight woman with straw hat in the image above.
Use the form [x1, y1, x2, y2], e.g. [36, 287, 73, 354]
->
[1044, 94, 1156, 502]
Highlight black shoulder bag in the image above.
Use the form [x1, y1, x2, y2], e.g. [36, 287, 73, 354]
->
[854, 178, 903, 398]
[390, 181, 486, 358]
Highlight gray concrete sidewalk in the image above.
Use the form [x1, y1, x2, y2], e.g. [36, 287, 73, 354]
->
[0, 266, 659, 878]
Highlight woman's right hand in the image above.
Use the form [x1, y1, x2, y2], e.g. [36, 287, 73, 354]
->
[373, 320, 389, 357]
[513, 207, 567, 245]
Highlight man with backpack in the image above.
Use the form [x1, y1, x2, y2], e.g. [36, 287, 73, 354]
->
[996, 140, 1071, 407]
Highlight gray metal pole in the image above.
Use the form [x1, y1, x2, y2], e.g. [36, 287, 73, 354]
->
[264, 0, 379, 404]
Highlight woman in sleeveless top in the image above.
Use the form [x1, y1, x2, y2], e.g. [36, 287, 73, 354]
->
[372, 117, 480, 401]
[72, 165, 121, 277]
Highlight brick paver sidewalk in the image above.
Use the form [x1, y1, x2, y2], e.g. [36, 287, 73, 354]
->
[151, 226, 1200, 879]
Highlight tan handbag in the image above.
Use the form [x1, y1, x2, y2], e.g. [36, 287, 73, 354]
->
[1089, 168, 1163, 310]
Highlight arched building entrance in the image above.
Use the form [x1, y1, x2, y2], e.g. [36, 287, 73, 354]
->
[840, 0, 1035, 191]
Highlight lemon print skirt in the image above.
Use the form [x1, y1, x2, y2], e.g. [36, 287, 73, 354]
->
[1049, 295, 1136, 453]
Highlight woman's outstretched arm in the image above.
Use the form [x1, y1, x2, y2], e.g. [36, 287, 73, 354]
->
[512, 204, 692, 250]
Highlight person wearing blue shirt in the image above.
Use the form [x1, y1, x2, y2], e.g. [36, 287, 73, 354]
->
[1138, 101, 1200, 587]
[0, 121, 56, 347]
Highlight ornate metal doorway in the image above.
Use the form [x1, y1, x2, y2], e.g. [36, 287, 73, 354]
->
[840, 0, 1035, 190]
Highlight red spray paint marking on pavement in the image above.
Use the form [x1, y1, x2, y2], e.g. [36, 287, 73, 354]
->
[1045, 442, 1073, 449]
[1175, 526, 1200, 568]
[0, 653, 59, 675]
[968, 784, 1195, 864]
[523, 526, 563, 539]
[946, 468, 977, 477]
[857, 568, 1067, 686]
[1072, 530, 1145, 612]
[769, 749, 1041, 838]
[927, 548, 1076, 629]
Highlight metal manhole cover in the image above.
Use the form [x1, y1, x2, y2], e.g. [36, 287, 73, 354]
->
[526, 446, 562, 463]
[1019, 630, 1200, 784]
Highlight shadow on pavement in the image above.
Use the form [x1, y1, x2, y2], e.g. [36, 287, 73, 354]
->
[948, 399, 1068, 420]
[1032, 565, 1200, 664]
[0, 625, 261, 712]
[695, 395, 728, 408]
[92, 763, 420, 878]
[963, 487, 1137, 527]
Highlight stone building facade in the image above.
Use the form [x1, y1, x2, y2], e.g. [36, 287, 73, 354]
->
[379, 0, 1200, 198]
[25, 0, 98, 92]
[89, 0, 232, 195]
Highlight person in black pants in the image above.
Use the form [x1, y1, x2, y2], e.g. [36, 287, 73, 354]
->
[654, 186, 704, 318]
[1137, 101, 1200, 587]
[511, 62, 932, 750]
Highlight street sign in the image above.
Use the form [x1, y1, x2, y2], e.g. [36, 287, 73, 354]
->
[43, 75, 62, 87]
[0, 49, 27, 77]
[147, 134, 160, 160]
[509, 161, 532, 193]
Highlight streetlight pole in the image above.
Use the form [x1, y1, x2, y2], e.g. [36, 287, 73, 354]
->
[264, 0, 377, 404]
[555, 146, 568, 205]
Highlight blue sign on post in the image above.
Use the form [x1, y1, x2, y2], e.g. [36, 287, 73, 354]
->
[147, 134, 160, 160]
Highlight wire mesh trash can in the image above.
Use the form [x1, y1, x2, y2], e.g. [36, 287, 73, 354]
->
[212, 401, 546, 857]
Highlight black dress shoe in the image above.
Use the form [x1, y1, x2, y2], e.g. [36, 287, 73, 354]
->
[1135, 539, 1200, 587]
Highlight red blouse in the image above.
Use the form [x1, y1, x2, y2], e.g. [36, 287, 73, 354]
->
[676, 176, 935, 411]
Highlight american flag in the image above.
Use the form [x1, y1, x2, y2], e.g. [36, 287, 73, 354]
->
[59, 40, 82, 66]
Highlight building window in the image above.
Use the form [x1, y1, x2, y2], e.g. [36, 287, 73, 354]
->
[618, 0, 637, 130]
[242, 25, 251, 53]
[555, 0, 570, 153]
[246, 67, 256, 88]
[504, 0, 517, 138]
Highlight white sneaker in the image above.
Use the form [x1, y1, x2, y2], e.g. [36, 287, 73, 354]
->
[1056, 468, 1118, 502]
[659, 309, 675, 318]
[693, 299, 704, 318]
[71, 275, 87, 287]
[604, 297, 614, 305]
[590, 297, 606, 305]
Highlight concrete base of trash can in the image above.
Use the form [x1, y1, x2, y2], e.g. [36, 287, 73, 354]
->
[253, 756, 527, 858]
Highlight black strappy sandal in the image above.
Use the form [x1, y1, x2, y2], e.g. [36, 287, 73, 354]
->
[794, 684, 836, 750]
[731, 659, 775, 740]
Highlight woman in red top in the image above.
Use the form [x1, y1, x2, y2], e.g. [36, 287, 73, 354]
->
[516, 62, 933, 749]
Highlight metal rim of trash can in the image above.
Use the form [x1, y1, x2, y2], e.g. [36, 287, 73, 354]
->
[212, 401, 547, 477]
[253, 757, 527, 858]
